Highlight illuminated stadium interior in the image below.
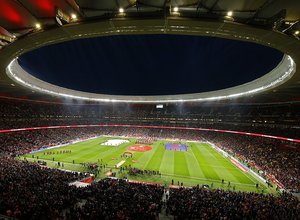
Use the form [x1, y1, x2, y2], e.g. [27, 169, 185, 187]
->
[0, 0, 299, 219]
[4, 19, 298, 102]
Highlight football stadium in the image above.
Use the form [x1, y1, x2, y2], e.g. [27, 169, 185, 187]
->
[22, 134, 268, 192]
[0, 0, 299, 219]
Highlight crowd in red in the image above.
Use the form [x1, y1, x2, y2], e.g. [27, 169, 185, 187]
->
[167, 186, 299, 219]
[0, 99, 299, 138]
[0, 98, 299, 219]
[1, 126, 299, 192]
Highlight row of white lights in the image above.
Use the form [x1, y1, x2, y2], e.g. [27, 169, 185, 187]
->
[118, 8, 300, 36]
[35, 13, 78, 30]
[33, 9, 299, 36]
[119, 6, 234, 17]
[34, 8, 232, 29]
[6, 56, 295, 103]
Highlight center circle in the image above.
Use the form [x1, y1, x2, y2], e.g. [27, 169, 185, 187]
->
[128, 145, 152, 152]
[18, 34, 283, 96]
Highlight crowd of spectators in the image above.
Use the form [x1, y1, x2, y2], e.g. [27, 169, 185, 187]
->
[0, 157, 83, 219]
[1, 126, 299, 191]
[1, 155, 299, 219]
[0, 125, 299, 219]
[0, 127, 108, 156]
[0, 157, 164, 219]
[67, 179, 164, 219]
[0, 98, 299, 138]
[167, 187, 300, 219]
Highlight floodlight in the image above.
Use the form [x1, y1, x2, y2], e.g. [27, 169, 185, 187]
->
[71, 14, 77, 20]
[35, 23, 41, 29]
[227, 11, 233, 17]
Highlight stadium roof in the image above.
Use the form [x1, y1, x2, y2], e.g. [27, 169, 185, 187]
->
[0, 0, 300, 104]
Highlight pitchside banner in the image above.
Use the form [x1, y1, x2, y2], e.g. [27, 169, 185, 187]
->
[230, 157, 250, 173]
[267, 174, 285, 189]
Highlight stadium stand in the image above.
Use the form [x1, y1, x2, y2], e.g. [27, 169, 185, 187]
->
[0, 99, 299, 219]
[0, 99, 299, 138]
[167, 187, 299, 219]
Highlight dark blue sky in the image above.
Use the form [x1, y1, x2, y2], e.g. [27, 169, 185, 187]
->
[19, 34, 283, 96]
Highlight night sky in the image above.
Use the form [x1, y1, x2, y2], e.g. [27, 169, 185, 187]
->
[18, 34, 283, 96]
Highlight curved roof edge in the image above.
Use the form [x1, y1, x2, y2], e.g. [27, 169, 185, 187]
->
[1, 18, 299, 103]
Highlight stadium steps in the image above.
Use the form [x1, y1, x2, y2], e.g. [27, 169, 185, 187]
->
[159, 190, 174, 220]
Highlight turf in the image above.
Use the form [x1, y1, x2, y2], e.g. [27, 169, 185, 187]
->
[20, 136, 273, 193]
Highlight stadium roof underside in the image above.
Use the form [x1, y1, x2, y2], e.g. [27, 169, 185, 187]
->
[0, 0, 300, 104]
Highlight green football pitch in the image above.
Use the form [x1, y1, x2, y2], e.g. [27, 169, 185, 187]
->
[21, 136, 273, 193]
